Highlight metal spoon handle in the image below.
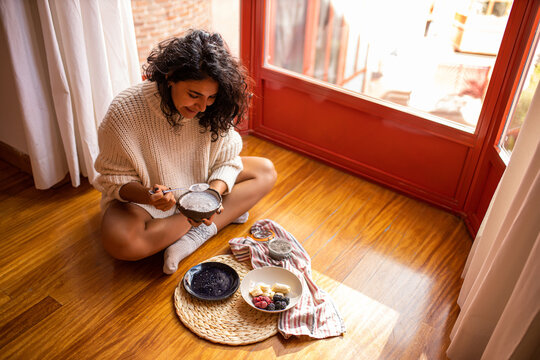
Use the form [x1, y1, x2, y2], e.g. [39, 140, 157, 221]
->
[148, 183, 209, 195]
[148, 187, 187, 195]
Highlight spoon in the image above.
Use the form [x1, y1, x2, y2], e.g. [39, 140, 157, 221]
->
[148, 183, 209, 195]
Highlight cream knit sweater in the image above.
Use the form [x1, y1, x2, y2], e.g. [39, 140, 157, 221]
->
[94, 81, 243, 219]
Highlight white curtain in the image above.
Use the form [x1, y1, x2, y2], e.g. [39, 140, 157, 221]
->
[447, 82, 540, 359]
[0, 0, 140, 188]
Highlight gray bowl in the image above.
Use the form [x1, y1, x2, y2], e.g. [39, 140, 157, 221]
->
[177, 188, 222, 223]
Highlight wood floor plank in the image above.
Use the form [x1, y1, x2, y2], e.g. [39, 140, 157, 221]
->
[259, 165, 374, 242]
[0, 295, 61, 349]
[0, 292, 10, 308]
[311, 195, 409, 281]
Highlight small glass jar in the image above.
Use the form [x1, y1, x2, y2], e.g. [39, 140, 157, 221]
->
[250, 225, 275, 242]
[267, 238, 292, 260]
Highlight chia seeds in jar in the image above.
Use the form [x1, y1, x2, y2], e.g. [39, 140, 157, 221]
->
[250, 225, 275, 242]
[268, 239, 292, 260]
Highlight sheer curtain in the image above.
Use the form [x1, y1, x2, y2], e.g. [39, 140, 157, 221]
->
[447, 83, 540, 358]
[0, 0, 140, 188]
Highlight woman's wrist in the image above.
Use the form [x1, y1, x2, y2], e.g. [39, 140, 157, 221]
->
[209, 180, 228, 196]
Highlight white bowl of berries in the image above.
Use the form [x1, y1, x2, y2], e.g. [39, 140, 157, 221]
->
[240, 266, 303, 313]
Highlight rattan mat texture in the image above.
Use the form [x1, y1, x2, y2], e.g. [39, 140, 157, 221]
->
[174, 254, 278, 345]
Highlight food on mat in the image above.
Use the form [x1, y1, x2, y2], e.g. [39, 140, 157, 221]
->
[250, 282, 291, 310]
[249, 282, 274, 298]
[249, 286, 263, 297]
[252, 295, 272, 309]
[179, 191, 219, 212]
[271, 282, 291, 294]
[273, 293, 287, 302]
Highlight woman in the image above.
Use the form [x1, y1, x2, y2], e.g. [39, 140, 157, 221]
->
[94, 29, 276, 274]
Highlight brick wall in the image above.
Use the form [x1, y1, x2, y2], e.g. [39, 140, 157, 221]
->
[131, 0, 211, 69]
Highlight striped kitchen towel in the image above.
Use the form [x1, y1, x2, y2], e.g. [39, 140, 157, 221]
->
[228, 219, 346, 339]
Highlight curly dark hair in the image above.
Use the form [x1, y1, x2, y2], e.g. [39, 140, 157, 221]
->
[143, 29, 251, 140]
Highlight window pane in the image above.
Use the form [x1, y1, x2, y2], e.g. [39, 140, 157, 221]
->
[264, 0, 513, 132]
[210, 0, 240, 57]
[498, 27, 540, 163]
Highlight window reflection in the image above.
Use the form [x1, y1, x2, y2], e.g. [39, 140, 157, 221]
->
[265, 0, 513, 131]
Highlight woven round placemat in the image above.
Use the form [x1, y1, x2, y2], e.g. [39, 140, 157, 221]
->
[174, 254, 278, 345]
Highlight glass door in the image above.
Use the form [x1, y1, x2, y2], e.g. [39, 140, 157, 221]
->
[264, 0, 513, 132]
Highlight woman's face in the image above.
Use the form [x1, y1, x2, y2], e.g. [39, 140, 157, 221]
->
[169, 78, 219, 119]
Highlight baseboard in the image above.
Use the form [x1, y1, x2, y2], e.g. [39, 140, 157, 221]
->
[0, 141, 32, 175]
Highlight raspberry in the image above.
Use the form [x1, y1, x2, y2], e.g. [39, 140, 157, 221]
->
[260, 301, 268, 309]
[254, 301, 263, 308]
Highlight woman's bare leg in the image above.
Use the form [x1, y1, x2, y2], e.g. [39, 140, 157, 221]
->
[100, 202, 192, 261]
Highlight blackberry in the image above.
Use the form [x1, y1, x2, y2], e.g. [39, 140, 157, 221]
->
[267, 303, 276, 311]
[273, 294, 284, 302]
[284, 297, 290, 305]
[275, 300, 287, 310]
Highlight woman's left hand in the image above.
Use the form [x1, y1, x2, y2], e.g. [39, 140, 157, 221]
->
[187, 204, 223, 227]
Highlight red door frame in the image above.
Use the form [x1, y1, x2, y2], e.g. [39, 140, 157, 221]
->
[464, 2, 540, 233]
[240, 0, 539, 236]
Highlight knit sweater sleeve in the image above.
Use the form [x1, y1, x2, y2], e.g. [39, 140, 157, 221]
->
[208, 128, 243, 193]
[93, 109, 141, 202]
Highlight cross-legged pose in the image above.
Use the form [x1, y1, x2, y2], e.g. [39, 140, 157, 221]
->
[94, 29, 277, 274]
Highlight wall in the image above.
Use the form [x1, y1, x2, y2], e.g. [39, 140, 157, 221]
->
[131, 0, 211, 68]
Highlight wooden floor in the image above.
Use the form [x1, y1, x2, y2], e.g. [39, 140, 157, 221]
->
[0, 135, 472, 359]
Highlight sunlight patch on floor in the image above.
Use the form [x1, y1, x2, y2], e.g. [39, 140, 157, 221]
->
[265, 271, 400, 360]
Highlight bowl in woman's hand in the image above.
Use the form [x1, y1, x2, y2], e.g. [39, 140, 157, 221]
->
[177, 188, 222, 223]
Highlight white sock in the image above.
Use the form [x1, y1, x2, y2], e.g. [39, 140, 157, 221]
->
[163, 222, 218, 274]
[232, 212, 249, 224]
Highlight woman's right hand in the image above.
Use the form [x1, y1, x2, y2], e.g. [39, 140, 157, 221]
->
[148, 184, 176, 211]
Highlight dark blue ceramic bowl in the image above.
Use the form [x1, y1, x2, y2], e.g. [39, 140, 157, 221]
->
[183, 262, 240, 301]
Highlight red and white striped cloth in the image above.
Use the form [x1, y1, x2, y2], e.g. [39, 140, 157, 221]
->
[229, 219, 346, 339]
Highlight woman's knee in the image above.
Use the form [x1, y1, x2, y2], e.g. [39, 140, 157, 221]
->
[238, 156, 277, 193]
[100, 209, 149, 261]
[101, 226, 147, 261]
[100, 202, 155, 260]
[256, 157, 277, 190]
